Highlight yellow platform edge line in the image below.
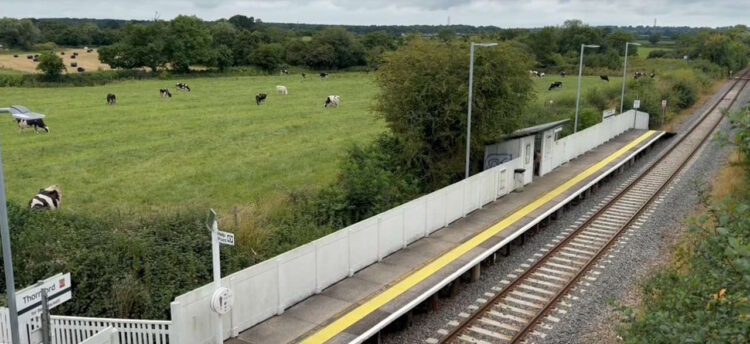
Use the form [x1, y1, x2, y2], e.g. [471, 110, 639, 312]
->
[302, 130, 658, 344]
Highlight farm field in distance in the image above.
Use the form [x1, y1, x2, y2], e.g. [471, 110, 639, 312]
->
[0, 49, 110, 74]
[0, 72, 383, 215]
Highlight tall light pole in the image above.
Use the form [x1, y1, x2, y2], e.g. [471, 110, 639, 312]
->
[620, 42, 642, 114]
[466, 42, 498, 179]
[574, 44, 600, 133]
[0, 137, 20, 344]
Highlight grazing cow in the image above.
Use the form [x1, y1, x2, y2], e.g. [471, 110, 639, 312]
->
[29, 185, 61, 210]
[256, 93, 267, 105]
[26, 55, 33, 59]
[32, 57, 39, 62]
[561, 71, 566, 77]
[13, 54, 18, 58]
[106, 93, 116, 105]
[320, 72, 328, 79]
[548, 81, 563, 91]
[70, 55, 76, 59]
[60, 52, 65, 55]
[160, 88, 172, 98]
[324, 95, 341, 108]
[649, 72, 656, 78]
[76, 67, 85, 73]
[280, 69, 289, 75]
[70, 62, 77, 67]
[276, 85, 288, 95]
[175, 83, 191, 92]
[16, 118, 49, 133]
[87, 49, 94, 53]
[301, 73, 306, 79]
[530, 70, 539, 76]
[600, 75, 609, 82]
[539, 72, 545, 78]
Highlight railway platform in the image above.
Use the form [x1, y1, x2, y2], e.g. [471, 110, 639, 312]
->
[228, 129, 666, 344]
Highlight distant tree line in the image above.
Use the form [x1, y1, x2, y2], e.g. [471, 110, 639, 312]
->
[2, 16, 748, 74]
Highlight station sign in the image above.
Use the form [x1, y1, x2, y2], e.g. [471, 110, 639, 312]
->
[16, 273, 72, 320]
[217, 230, 235, 246]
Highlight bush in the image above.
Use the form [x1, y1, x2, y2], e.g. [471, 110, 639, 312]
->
[36, 51, 66, 79]
[672, 77, 699, 109]
[32, 41, 57, 52]
[0, 204, 251, 319]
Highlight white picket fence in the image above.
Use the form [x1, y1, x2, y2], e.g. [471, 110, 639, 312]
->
[0, 309, 170, 344]
[0, 308, 11, 344]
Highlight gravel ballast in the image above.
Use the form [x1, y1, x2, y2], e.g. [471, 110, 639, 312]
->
[381, 79, 750, 344]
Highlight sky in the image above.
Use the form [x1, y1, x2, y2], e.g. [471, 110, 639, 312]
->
[4, 0, 748, 28]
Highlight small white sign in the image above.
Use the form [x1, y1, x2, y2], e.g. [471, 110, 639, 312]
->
[216, 230, 235, 246]
[633, 99, 641, 109]
[602, 108, 616, 120]
[16, 273, 72, 320]
[661, 99, 667, 109]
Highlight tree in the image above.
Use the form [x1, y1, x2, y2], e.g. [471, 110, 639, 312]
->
[228, 15, 256, 31]
[164, 16, 214, 73]
[36, 51, 65, 79]
[0, 18, 41, 49]
[437, 28, 456, 43]
[648, 32, 661, 45]
[523, 27, 558, 66]
[376, 38, 534, 189]
[98, 22, 167, 72]
[308, 28, 365, 69]
[606, 30, 637, 56]
[249, 43, 283, 71]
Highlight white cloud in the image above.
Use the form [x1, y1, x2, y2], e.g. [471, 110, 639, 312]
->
[2, 0, 748, 27]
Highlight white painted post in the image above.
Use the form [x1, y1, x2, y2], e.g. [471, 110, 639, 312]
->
[209, 213, 223, 344]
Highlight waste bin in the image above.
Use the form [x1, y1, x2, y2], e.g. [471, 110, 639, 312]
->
[514, 168, 526, 192]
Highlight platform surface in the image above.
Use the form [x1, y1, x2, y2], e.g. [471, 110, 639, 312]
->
[228, 129, 664, 344]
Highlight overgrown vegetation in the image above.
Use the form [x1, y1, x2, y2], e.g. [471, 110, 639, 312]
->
[618, 109, 750, 343]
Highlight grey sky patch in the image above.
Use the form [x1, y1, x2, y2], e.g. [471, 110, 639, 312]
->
[2, 0, 748, 27]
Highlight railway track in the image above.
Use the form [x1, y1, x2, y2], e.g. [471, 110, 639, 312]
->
[435, 71, 750, 344]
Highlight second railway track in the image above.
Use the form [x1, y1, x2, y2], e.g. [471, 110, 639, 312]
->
[436, 71, 750, 344]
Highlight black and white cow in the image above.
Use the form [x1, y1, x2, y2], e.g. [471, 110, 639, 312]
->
[160, 88, 172, 98]
[650, 72, 656, 78]
[256, 93, 267, 105]
[324, 95, 340, 108]
[106, 93, 117, 105]
[600, 75, 610, 82]
[280, 69, 289, 75]
[176, 83, 191, 92]
[561, 71, 567, 77]
[76, 67, 85, 73]
[301, 73, 306, 79]
[548, 81, 563, 90]
[16, 118, 49, 133]
[320, 72, 328, 79]
[29, 185, 61, 210]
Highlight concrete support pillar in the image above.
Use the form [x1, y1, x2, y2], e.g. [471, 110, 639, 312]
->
[501, 244, 511, 257]
[449, 281, 460, 297]
[431, 294, 440, 311]
[471, 264, 481, 282]
[585, 188, 592, 199]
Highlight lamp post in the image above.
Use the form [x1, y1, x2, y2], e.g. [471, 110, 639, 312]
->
[574, 44, 600, 133]
[466, 42, 498, 179]
[0, 137, 20, 344]
[620, 42, 642, 114]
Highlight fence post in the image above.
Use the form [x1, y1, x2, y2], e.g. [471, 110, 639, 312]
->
[38, 290, 51, 344]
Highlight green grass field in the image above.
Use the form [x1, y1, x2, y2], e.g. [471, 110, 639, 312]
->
[0, 73, 383, 214]
[0, 68, 662, 217]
